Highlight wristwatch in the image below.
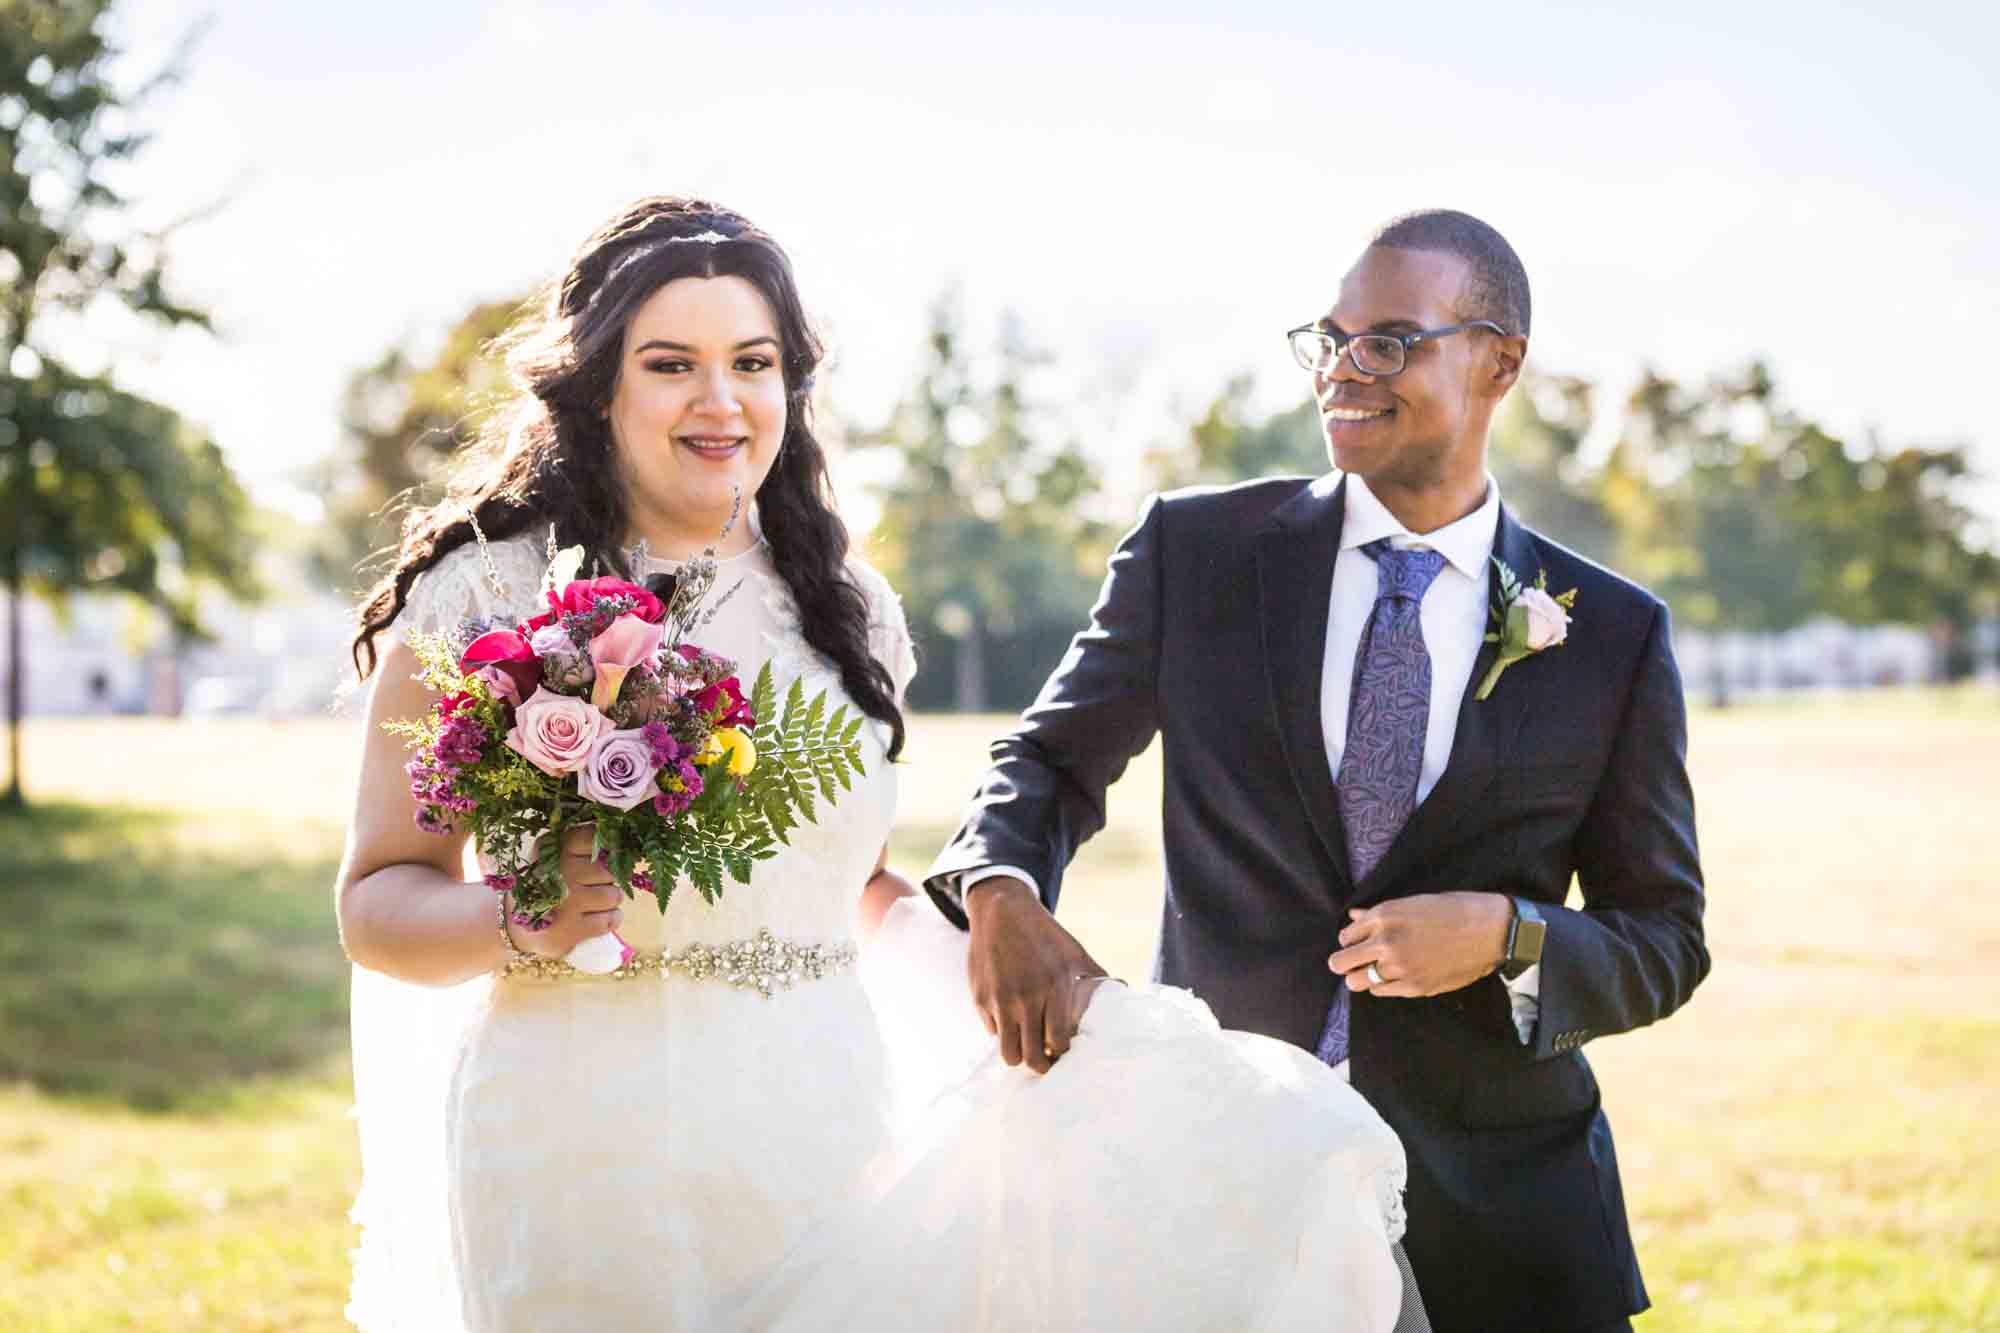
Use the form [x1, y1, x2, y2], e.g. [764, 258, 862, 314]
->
[1500, 897, 1546, 981]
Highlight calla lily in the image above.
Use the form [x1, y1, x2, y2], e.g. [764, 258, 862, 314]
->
[461, 630, 540, 704]
[589, 615, 666, 712]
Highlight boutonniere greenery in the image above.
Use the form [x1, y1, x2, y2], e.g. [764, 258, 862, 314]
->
[1475, 558, 1579, 701]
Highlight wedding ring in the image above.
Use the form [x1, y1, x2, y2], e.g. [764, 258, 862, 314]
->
[1366, 962, 1385, 987]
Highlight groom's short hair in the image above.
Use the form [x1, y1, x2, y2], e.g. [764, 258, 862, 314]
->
[1369, 209, 1532, 338]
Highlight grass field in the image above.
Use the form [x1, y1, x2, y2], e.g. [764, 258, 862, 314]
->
[2, 691, 1997, 1331]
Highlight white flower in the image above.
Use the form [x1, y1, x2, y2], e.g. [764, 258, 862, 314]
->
[1516, 586, 1571, 651]
[529, 623, 576, 656]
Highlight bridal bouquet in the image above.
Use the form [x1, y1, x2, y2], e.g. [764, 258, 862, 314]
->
[388, 531, 866, 966]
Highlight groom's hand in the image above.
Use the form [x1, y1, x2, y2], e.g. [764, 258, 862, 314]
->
[1328, 892, 1512, 998]
[965, 877, 1107, 1075]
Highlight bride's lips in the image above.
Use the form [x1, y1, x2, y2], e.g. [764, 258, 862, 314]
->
[676, 434, 748, 460]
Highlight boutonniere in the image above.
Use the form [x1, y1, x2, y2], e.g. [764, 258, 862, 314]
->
[1475, 558, 1578, 700]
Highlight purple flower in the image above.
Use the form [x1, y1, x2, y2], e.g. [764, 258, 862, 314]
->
[484, 873, 516, 893]
[435, 713, 486, 768]
[641, 721, 681, 766]
[577, 727, 662, 811]
[651, 758, 703, 818]
[630, 870, 655, 893]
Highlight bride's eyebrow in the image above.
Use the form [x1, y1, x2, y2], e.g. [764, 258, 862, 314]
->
[634, 336, 779, 354]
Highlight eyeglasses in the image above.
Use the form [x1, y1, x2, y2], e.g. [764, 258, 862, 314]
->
[1286, 320, 1507, 377]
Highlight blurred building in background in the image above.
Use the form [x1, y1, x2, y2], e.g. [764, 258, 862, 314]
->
[4, 588, 353, 719]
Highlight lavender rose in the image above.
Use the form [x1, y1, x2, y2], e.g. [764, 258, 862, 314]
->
[505, 687, 612, 776]
[577, 727, 662, 811]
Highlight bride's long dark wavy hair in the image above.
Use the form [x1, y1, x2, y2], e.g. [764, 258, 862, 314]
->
[350, 196, 905, 759]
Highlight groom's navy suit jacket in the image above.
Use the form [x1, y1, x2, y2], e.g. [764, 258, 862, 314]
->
[926, 474, 1709, 1333]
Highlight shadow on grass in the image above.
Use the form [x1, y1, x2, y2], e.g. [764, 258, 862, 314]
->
[0, 801, 349, 1112]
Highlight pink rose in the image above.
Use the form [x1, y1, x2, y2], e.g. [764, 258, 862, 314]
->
[521, 577, 667, 634]
[505, 687, 613, 776]
[577, 727, 662, 811]
[589, 614, 665, 713]
[1517, 586, 1571, 651]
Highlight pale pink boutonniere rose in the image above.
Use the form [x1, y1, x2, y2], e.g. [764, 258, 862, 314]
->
[505, 687, 613, 775]
[1474, 558, 1579, 700]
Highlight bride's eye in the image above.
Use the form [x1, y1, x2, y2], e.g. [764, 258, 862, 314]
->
[644, 358, 692, 375]
[735, 355, 775, 373]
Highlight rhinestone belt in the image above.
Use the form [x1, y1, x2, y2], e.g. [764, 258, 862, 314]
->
[500, 927, 858, 996]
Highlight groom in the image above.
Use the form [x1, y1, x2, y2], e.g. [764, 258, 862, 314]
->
[924, 209, 1707, 1332]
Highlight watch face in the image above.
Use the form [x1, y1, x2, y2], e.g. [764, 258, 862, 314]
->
[1514, 915, 1547, 966]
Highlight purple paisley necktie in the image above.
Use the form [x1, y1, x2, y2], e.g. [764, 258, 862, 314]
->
[1316, 539, 1447, 1067]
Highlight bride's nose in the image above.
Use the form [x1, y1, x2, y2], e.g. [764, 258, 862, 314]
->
[688, 365, 741, 416]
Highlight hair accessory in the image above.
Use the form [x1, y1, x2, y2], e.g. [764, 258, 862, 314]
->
[601, 230, 737, 290]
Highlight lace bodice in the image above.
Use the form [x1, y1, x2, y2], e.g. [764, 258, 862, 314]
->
[391, 528, 915, 949]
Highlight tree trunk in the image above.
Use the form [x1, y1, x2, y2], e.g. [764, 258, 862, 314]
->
[3, 560, 22, 810]
[953, 627, 986, 713]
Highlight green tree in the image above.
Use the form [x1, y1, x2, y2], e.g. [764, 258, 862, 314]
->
[1486, 371, 1615, 565]
[1599, 362, 1996, 642]
[309, 297, 522, 593]
[1145, 376, 1323, 491]
[2, 0, 257, 808]
[863, 298, 1111, 712]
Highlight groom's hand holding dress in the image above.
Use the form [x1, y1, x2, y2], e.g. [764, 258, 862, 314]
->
[965, 876, 1107, 1073]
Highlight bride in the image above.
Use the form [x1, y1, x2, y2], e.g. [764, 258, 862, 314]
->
[337, 196, 1420, 1331]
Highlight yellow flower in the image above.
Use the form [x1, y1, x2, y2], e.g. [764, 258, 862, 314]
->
[711, 726, 757, 777]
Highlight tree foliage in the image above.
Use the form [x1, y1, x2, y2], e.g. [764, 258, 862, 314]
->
[2, 0, 257, 806]
[1601, 363, 1996, 634]
[861, 298, 1112, 711]
[1145, 375, 1322, 490]
[309, 297, 522, 592]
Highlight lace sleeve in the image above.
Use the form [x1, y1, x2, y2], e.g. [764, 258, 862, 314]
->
[390, 538, 547, 646]
[848, 557, 918, 705]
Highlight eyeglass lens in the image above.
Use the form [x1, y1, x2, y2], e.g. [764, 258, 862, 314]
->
[1292, 331, 1404, 376]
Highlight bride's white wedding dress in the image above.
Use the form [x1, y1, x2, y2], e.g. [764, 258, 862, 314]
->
[347, 530, 1410, 1332]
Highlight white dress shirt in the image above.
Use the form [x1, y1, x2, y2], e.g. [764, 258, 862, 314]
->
[1324, 476, 1539, 1057]
[965, 474, 1540, 1063]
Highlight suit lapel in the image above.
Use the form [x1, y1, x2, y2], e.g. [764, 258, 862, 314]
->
[1254, 475, 1353, 900]
[1350, 502, 1541, 906]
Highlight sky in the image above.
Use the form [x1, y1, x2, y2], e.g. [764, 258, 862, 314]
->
[73, 0, 2000, 531]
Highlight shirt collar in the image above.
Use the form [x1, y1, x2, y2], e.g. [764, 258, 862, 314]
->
[1341, 474, 1501, 582]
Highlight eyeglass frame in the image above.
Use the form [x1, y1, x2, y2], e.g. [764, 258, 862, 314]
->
[1286, 319, 1510, 377]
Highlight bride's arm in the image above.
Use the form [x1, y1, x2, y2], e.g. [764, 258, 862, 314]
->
[857, 840, 916, 937]
[335, 639, 623, 985]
